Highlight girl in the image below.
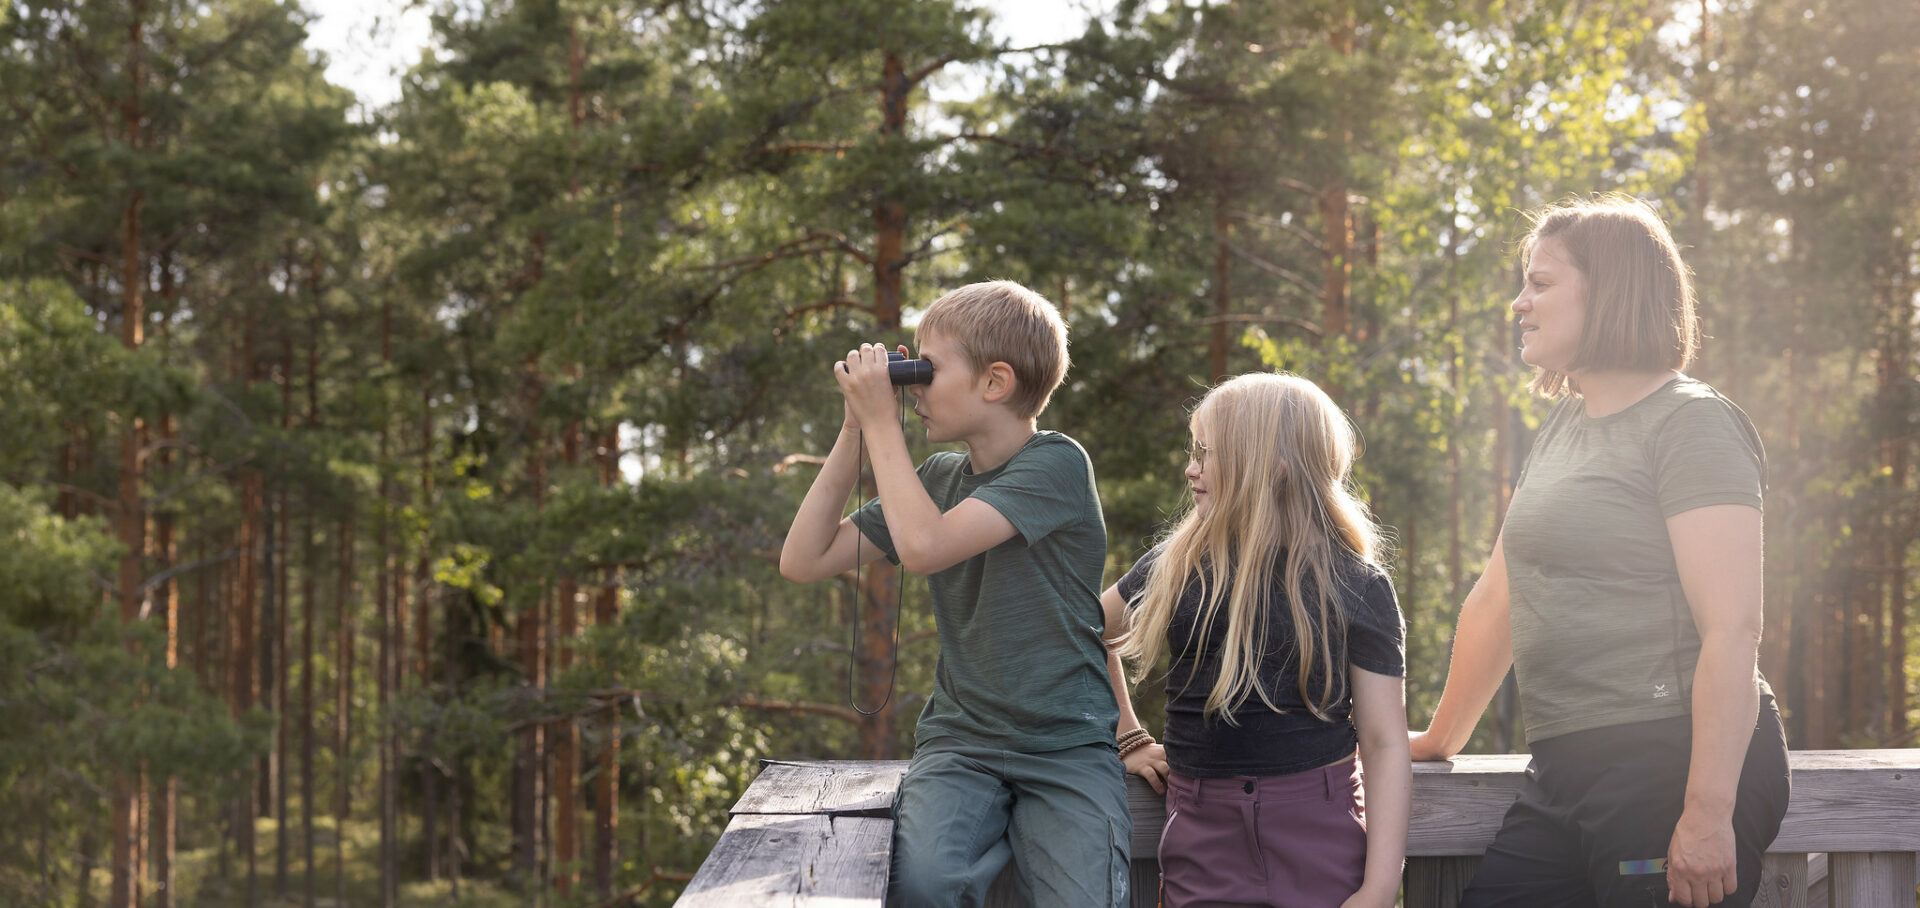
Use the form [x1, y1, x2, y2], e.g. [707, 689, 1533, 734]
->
[1102, 373, 1410, 908]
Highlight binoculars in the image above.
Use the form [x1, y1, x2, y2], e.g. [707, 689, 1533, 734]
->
[837, 349, 933, 384]
[887, 350, 934, 386]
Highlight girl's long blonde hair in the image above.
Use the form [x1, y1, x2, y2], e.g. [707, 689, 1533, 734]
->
[1117, 373, 1384, 722]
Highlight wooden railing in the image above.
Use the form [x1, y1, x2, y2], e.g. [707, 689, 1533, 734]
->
[678, 750, 1920, 907]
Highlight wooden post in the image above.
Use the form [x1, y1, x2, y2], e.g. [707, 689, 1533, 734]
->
[1828, 852, 1916, 908]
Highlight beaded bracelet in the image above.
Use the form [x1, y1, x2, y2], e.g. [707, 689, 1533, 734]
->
[1116, 727, 1150, 750]
[1118, 733, 1156, 759]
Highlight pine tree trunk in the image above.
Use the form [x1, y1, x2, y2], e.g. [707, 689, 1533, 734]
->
[1777, 339, 1805, 741]
[1447, 293, 1464, 601]
[154, 406, 179, 908]
[261, 488, 280, 818]
[377, 300, 398, 908]
[302, 322, 320, 908]
[109, 5, 150, 901]
[593, 427, 620, 896]
[1319, 9, 1354, 349]
[513, 599, 548, 887]
[418, 383, 440, 882]
[1210, 198, 1231, 382]
[276, 324, 293, 895]
[848, 49, 915, 760]
[873, 51, 908, 330]
[555, 422, 583, 896]
[555, 583, 579, 897]
[335, 511, 356, 908]
[151, 261, 180, 908]
[1489, 301, 1518, 750]
[236, 469, 262, 905]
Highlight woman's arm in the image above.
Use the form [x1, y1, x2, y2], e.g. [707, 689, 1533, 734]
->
[1341, 667, 1410, 908]
[1662, 504, 1765, 908]
[1408, 534, 1515, 760]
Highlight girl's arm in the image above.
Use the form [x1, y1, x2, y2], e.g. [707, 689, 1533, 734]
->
[1342, 667, 1411, 908]
[1408, 534, 1515, 760]
[1662, 504, 1765, 908]
[1101, 584, 1169, 793]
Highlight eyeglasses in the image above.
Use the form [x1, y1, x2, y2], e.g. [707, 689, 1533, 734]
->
[1186, 441, 1210, 469]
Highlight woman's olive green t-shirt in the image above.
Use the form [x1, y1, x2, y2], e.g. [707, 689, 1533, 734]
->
[1502, 377, 1771, 743]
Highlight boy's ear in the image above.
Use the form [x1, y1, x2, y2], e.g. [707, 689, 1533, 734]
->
[981, 361, 1017, 405]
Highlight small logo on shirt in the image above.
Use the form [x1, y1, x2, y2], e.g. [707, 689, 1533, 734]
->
[1653, 684, 1670, 699]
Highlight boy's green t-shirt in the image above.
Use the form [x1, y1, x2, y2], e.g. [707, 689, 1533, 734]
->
[1502, 377, 1772, 743]
[850, 430, 1117, 752]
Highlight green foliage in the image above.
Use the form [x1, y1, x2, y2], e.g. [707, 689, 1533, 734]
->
[3, 0, 1917, 903]
[0, 484, 265, 905]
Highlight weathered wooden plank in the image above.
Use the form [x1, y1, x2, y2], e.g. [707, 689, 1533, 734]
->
[678, 813, 891, 907]
[698, 750, 1920, 906]
[1808, 852, 1830, 908]
[1827, 852, 1917, 908]
[1406, 756, 1530, 856]
[1403, 856, 1481, 908]
[1126, 775, 1167, 859]
[1752, 852, 1809, 908]
[1772, 751, 1920, 852]
[732, 760, 908, 818]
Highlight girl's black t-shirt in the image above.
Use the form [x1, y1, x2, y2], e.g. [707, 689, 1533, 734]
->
[1117, 546, 1405, 779]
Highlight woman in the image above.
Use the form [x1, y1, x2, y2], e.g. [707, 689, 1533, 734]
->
[1408, 195, 1790, 908]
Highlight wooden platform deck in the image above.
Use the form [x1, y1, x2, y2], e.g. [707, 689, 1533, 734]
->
[679, 750, 1920, 907]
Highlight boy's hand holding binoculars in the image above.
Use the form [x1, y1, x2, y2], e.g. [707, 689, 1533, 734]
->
[836, 343, 908, 432]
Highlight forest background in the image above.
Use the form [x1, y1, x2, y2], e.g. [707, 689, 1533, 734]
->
[2, 0, 1916, 906]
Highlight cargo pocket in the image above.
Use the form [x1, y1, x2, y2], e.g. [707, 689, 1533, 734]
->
[1107, 817, 1130, 907]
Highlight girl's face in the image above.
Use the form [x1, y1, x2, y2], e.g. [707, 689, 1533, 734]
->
[1186, 423, 1213, 520]
[1512, 236, 1588, 373]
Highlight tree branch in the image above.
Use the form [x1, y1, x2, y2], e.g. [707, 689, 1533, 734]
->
[1228, 242, 1323, 298]
[758, 141, 858, 155]
[905, 55, 961, 87]
[1190, 311, 1324, 337]
[1229, 208, 1330, 255]
[781, 296, 874, 324]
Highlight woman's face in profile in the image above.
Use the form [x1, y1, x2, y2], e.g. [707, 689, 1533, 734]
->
[1512, 236, 1588, 372]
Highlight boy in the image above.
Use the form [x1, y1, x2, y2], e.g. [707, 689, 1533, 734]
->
[779, 281, 1129, 907]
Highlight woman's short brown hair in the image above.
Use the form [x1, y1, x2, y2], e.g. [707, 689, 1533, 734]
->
[1521, 194, 1699, 397]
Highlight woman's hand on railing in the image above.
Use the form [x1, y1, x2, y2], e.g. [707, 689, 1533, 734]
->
[1123, 742, 1170, 794]
[1337, 883, 1400, 908]
[1407, 728, 1455, 762]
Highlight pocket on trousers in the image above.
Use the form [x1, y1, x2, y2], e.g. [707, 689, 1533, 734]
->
[1107, 817, 1129, 907]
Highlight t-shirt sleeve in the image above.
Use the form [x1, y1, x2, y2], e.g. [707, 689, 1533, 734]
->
[968, 437, 1094, 546]
[1345, 570, 1406, 678]
[1653, 397, 1766, 518]
[847, 456, 947, 566]
[1115, 544, 1164, 605]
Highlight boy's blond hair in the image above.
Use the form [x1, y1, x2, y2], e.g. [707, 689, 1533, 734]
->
[917, 281, 1070, 419]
